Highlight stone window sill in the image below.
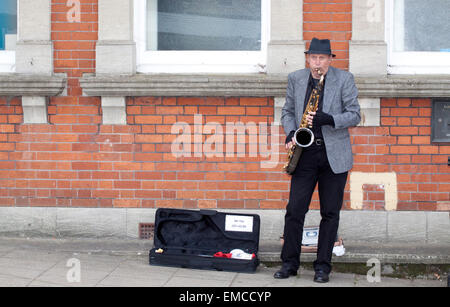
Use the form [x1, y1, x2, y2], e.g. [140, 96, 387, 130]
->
[0, 74, 66, 97]
[80, 73, 450, 98]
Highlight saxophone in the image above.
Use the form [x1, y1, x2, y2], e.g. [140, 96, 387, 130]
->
[283, 70, 325, 175]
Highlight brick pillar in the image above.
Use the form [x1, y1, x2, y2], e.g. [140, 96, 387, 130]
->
[303, 0, 352, 70]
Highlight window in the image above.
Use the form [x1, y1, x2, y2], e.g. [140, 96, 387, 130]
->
[386, 0, 450, 74]
[0, 0, 17, 72]
[135, 0, 269, 73]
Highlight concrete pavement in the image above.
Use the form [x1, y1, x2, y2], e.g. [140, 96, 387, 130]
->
[0, 237, 446, 287]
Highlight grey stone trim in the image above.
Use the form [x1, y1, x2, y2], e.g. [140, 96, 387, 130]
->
[266, 0, 305, 73]
[0, 207, 448, 247]
[22, 96, 48, 124]
[350, 0, 387, 75]
[96, 41, 136, 75]
[15, 41, 53, 76]
[358, 98, 380, 127]
[10, 0, 56, 124]
[18, 0, 51, 42]
[273, 97, 285, 125]
[97, 0, 135, 75]
[349, 41, 387, 75]
[80, 73, 450, 98]
[355, 75, 450, 98]
[267, 41, 306, 74]
[101, 96, 127, 125]
[16, 0, 53, 75]
[80, 74, 289, 97]
[0, 74, 66, 97]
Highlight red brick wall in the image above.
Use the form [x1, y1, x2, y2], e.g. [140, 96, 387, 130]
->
[0, 97, 22, 206]
[52, 0, 98, 96]
[125, 97, 281, 209]
[349, 98, 450, 211]
[303, 0, 352, 70]
[0, 1, 448, 212]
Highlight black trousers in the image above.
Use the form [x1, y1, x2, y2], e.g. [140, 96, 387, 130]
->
[281, 142, 348, 274]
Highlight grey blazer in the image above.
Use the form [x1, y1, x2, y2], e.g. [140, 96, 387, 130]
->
[281, 66, 361, 174]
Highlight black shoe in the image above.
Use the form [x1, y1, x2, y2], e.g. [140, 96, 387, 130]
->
[274, 267, 297, 279]
[313, 270, 329, 283]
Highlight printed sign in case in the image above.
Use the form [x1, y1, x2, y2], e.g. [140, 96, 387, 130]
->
[225, 215, 254, 233]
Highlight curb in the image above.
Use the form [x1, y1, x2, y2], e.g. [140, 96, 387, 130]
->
[260, 251, 450, 265]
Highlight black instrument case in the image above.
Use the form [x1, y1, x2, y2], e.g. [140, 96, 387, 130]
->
[149, 208, 260, 273]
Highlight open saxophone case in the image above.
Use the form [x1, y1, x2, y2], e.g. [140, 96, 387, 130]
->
[149, 208, 261, 273]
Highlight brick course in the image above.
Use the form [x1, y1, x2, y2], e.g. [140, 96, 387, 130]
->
[0, 1, 448, 212]
[303, 0, 352, 69]
[350, 98, 450, 211]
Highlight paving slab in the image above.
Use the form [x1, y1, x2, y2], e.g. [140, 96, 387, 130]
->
[0, 237, 446, 287]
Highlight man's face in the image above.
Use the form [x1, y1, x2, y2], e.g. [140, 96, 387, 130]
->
[307, 54, 332, 78]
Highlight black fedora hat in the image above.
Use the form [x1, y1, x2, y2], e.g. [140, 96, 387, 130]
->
[304, 38, 336, 57]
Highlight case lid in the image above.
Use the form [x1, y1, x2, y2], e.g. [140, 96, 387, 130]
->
[153, 208, 260, 254]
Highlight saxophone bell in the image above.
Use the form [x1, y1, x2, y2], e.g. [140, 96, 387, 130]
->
[294, 127, 315, 148]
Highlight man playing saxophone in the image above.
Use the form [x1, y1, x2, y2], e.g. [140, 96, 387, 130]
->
[275, 38, 361, 283]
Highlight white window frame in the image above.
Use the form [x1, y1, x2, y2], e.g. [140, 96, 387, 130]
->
[0, 0, 17, 73]
[0, 50, 15, 72]
[134, 0, 270, 73]
[386, 0, 450, 74]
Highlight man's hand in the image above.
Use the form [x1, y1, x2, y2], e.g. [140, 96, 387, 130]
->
[306, 111, 316, 128]
[286, 137, 295, 151]
[307, 111, 335, 129]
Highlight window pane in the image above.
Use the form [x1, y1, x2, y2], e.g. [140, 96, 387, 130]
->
[147, 0, 261, 51]
[394, 0, 450, 52]
[0, 0, 17, 51]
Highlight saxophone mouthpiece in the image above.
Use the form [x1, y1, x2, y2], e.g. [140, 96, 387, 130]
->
[316, 69, 324, 84]
[315, 69, 324, 80]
